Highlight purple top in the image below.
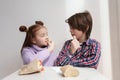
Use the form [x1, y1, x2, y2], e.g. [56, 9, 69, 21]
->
[21, 45, 57, 66]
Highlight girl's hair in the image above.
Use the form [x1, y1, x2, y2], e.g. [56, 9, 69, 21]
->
[19, 21, 46, 52]
[65, 11, 92, 39]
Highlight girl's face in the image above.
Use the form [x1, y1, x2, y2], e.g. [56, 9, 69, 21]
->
[70, 27, 86, 42]
[32, 27, 49, 47]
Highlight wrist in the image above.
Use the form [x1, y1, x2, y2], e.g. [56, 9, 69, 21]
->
[48, 47, 53, 53]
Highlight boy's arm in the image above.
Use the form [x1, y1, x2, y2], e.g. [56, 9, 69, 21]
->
[54, 41, 71, 66]
[54, 50, 71, 66]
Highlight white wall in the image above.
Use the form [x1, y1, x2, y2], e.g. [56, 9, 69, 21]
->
[0, 0, 113, 80]
[99, 0, 112, 79]
[0, 0, 67, 79]
[109, 0, 120, 80]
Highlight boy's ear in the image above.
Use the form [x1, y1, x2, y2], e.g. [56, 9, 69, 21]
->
[86, 25, 89, 31]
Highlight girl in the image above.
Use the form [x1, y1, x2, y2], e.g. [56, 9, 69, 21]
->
[54, 11, 101, 69]
[19, 21, 56, 66]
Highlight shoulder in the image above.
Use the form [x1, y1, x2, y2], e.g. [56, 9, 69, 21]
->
[61, 39, 72, 49]
[64, 39, 72, 45]
[87, 38, 101, 49]
[22, 47, 34, 54]
[91, 39, 100, 44]
[88, 38, 100, 45]
[22, 47, 32, 51]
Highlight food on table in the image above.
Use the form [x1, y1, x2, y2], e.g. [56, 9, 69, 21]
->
[19, 59, 44, 75]
[60, 65, 79, 77]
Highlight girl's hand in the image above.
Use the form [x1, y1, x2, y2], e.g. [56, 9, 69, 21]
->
[47, 39, 55, 53]
[70, 36, 80, 54]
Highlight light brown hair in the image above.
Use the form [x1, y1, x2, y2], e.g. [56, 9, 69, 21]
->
[19, 21, 46, 52]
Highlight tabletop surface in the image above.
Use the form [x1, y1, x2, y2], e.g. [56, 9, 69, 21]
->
[2, 67, 109, 80]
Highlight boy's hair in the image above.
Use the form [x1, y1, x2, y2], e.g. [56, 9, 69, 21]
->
[19, 21, 46, 52]
[65, 11, 92, 39]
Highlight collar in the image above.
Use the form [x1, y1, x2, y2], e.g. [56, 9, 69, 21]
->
[32, 45, 47, 51]
[81, 38, 91, 46]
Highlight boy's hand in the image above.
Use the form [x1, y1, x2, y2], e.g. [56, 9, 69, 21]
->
[70, 36, 80, 54]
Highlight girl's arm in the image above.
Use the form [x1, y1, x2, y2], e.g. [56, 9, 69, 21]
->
[22, 48, 50, 64]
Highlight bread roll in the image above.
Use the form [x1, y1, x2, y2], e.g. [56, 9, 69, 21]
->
[19, 59, 44, 75]
[60, 65, 79, 77]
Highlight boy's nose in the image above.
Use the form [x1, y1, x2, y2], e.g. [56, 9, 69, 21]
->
[70, 28, 73, 32]
[70, 30, 72, 33]
[70, 30, 74, 34]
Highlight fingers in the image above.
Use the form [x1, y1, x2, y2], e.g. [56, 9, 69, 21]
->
[46, 39, 49, 45]
[47, 39, 52, 44]
[47, 40, 54, 53]
[46, 39, 54, 46]
[72, 36, 77, 42]
[73, 36, 77, 39]
[46, 38, 52, 44]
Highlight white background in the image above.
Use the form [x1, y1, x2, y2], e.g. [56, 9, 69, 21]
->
[0, 0, 120, 80]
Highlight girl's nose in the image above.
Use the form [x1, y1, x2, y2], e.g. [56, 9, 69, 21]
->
[46, 36, 49, 41]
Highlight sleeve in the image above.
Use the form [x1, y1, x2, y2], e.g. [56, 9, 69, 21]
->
[22, 48, 50, 64]
[70, 41, 101, 69]
[54, 41, 71, 66]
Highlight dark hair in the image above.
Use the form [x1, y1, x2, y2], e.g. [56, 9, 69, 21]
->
[65, 11, 92, 39]
[19, 21, 46, 52]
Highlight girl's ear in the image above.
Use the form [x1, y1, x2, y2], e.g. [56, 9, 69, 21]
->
[32, 38, 36, 44]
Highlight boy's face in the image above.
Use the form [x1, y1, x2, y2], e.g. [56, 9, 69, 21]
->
[32, 27, 49, 47]
[70, 27, 86, 42]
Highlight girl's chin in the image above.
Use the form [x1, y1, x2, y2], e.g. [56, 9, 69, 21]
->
[40, 44, 48, 48]
[41, 45, 48, 48]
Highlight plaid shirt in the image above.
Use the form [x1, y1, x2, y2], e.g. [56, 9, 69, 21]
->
[54, 38, 101, 69]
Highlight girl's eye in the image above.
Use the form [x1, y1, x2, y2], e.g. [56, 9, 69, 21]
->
[40, 34, 45, 37]
[40, 33, 48, 37]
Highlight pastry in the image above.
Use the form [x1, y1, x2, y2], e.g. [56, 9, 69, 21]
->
[60, 65, 79, 77]
[19, 59, 44, 75]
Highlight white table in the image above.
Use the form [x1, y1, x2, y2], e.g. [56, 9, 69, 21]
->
[2, 67, 109, 80]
